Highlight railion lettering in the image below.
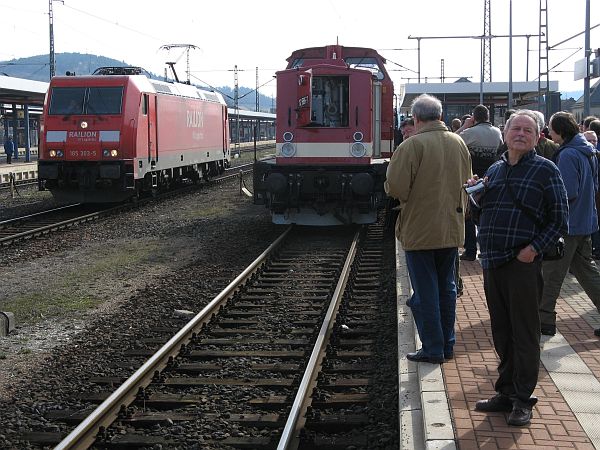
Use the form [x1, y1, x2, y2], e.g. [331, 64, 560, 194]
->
[187, 110, 204, 128]
[68, 131, 98, 139]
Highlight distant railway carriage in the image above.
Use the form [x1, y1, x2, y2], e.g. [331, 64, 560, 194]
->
[38, 67, 230, 203]
[253, 45, 394, 225]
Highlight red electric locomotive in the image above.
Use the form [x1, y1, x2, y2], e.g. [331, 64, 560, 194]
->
[38, 67, 230, 203]
[253, 44, 394, 225]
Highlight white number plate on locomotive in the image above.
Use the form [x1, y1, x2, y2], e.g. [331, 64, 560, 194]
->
[69, 150, 97, 157]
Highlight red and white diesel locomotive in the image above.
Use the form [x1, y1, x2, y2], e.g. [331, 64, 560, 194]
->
[38, 67, 230, 203]
[253, 44, 395, 225]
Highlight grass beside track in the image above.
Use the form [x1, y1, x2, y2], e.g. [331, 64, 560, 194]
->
[0, 241, 158, 325]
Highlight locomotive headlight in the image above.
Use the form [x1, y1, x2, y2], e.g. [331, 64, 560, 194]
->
[56, 150, 64, 157]
[350, 142, 366, 157]
[103, 149, 119, 157]
[49, 150, 57, 157]
[110, 149, 118, 157]
[103, 149, 109, 157]
[281, 142, 296, 157]
[49, 149, 63, 158]
[283, 131, 294, 142]
[353, 131, 364, 142]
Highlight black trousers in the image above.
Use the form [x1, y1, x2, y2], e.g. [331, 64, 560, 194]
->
[483, 258, 542, 406]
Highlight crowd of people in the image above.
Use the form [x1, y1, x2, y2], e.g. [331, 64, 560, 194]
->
[385, 94, 600, 428]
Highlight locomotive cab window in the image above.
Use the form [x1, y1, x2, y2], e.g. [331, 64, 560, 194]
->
[345, 57, 385, 80]
[142, 94, 149, 115]
[49, 87, 85, 115]
[48, 86, 124, 115]
[308, 76, 349, 128]
[87, 87, 123, 114]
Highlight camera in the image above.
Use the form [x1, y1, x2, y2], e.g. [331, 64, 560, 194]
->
[464, 179, 485, 195]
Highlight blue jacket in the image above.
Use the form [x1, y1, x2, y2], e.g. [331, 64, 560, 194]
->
[3, 139, 14, 155]
[554, 133, 598, 235]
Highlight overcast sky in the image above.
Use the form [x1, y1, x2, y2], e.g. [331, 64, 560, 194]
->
[0, 0, 597, 99]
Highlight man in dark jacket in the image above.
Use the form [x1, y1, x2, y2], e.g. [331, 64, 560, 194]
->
[539, 111, 600, 338]
[3, 136, 14, 164]
[457, 105, 503, 261]
[469, 110, 568, 427]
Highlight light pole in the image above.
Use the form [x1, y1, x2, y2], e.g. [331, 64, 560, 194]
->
[508, 0, 513, 108]
[584, 0, 591, 116]
[49, 0, 56, 78]
[48, 0, 63, 79]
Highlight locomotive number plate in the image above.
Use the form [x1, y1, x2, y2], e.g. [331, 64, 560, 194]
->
[70, 150, 97, 157]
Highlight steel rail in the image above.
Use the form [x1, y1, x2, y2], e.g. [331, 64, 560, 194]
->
[0, 168, 249, 244]
[54, 225, 293, 450]
[0, 208, 107, 245]
[0, 203, 80, 229]
[277, 228, 361, 449]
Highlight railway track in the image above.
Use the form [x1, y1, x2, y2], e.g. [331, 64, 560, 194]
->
[0, 203, 115, 245]
[0, 143, 274, 190]
[0, 165, 254, 246]
[19, 220, 398, 449]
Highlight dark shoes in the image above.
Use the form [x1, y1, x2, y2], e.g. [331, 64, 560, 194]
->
[475, 394, 513, 412]
[444, 352, 454, 360]
[595, 328, 600, 337]
[540, 323, 556, 336]
[406, 350, 444, 364]
[459, 253, 476, 261]
[507, 406, 533, 426]
[476, 394, 534, 426]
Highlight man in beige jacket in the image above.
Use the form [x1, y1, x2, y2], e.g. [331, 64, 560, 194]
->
[385, 93, 472, 364]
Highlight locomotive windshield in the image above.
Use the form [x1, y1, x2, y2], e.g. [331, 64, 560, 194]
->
[49, 86, 124, 115]
[344, 57, 385, 80]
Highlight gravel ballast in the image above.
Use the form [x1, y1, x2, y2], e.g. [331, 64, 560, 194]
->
[0, 178, 281, 426]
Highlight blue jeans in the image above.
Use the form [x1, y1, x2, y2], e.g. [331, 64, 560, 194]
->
[405, 248, 458, 358]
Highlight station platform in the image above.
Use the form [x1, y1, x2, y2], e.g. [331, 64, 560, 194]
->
[0, 148, 38, 185]
[396, 242, 600, 449]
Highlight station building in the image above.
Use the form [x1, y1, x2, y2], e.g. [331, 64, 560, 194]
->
[399, 79, 561, 127]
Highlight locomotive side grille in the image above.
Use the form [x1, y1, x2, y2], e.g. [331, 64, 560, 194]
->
[151, 82, 172, 94]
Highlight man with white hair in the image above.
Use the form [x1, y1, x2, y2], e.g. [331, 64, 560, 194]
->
[584, 130, 598, 149]
[385, 94, 472, 364]
[469, 109, 568, 426]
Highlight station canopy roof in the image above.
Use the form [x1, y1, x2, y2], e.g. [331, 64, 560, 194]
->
[400, 80, 560, 109]
[0, 76, 48, 106]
